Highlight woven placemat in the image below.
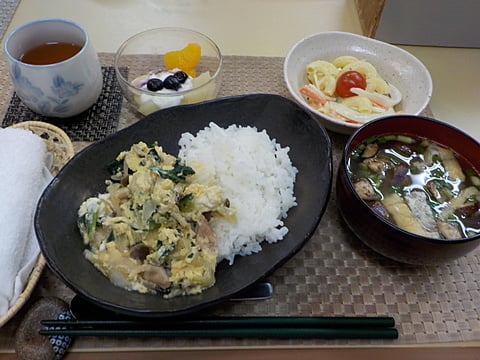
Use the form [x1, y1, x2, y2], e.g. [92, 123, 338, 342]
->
[0, 0, 19, 41]
[1, 54, 480, 351]
[2, 66, 124, 141]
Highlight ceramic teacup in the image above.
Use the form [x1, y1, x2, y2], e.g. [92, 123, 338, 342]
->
[4, 18, 103, 118]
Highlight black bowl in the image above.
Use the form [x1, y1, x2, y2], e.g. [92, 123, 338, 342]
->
[336, 115, 480, 265]
[35, 94, 332, 317]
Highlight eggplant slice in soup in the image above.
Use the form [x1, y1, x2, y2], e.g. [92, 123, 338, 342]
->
[348, 134, 480, 239]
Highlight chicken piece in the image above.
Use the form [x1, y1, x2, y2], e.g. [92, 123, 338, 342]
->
[140, 264, 171, 289]
[85, 243, 171, 293]
[195, 214, 218, 254]
[353, 178, 379, 201]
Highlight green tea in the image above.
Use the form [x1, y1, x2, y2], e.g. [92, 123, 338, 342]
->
[20, 41, 82, 65]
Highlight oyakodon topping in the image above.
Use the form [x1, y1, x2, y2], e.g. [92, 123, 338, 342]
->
[77, 142, 234, 298]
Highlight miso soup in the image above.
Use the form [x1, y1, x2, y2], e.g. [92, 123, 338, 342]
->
[348, 134, 480, 239]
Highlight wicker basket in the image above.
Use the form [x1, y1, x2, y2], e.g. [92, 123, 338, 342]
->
[0, 121, 75, 327]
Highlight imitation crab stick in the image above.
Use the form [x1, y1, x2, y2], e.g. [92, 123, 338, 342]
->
[350, 86, 401, 109]
[334, 112, 361, 124]
[299, 85, 327, 106]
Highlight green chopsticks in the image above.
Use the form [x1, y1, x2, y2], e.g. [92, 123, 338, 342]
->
[39, 326, 398, 339]
[40, 316, 398, 339]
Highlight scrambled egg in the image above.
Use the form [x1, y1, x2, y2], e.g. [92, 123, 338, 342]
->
[77, 142, 233, 298]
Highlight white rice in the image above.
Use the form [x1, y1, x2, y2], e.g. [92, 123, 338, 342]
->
[178, 122, 298, 264]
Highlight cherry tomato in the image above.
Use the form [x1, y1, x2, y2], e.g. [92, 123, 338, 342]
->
[335, 70, 367, 97]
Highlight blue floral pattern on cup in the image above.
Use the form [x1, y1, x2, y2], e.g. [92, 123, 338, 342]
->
[12, 63, 43, 103]
[12, 63, 84, 115]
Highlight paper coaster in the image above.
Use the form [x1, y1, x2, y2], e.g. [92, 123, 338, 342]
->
[2, 66, 124, 142]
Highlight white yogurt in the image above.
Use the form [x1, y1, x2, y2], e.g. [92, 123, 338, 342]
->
[132, 68, 194, 113]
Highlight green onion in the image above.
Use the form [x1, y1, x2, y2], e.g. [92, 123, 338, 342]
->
[396, 135, 415, 144]
[381, 154, 401, 165]
[410, 165, 419, 174]
[358, 162, 369, 170]
[147, 219, 161, 231]
[416, 144, 427, 154]
[156, 242, 176, 262]
[351, 144, 365, 160]
[432, 154, 442, 163]
[179, 193, 194, 212]
[150, 160, 195, 183]
[431, 168, 445, 178]
[378, 135, 396, 143]
[106, 158, 124, 177]
[465, 168, 477, 177]
[420, 139, 430, 147]
[467, 194, 477, 202]
[148, 147, 162, 163]
[391, 185, 404, 196]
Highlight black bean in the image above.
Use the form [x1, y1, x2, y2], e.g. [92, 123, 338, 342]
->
[163, 75, 181, 90]
[146, 78, 164, 91]
[174, 71, 189, 83]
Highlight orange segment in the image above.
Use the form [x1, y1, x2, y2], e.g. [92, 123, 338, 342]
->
[164, 43, 201, 77]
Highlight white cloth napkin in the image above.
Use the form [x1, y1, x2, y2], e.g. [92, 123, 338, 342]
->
[0, 127, 53, 317]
